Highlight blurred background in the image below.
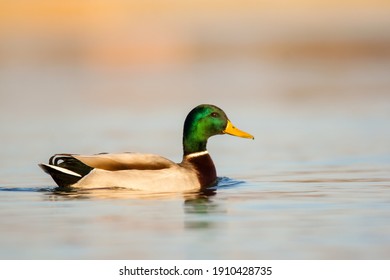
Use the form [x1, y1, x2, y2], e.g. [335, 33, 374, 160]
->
[1, 0, 390, 185]
[1, 0, 390, 260]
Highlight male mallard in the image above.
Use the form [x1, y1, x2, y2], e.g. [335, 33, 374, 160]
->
[39, 104, 254, 192]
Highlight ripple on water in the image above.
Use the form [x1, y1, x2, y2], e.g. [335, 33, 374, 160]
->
[0, 176, 247, 201]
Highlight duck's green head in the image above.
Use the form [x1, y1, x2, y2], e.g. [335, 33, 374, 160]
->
[183, 104, 254, 155]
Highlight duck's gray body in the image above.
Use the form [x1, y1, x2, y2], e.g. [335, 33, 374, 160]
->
[39, 151, 216, 192]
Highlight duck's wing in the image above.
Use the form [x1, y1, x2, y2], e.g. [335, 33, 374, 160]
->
[72, 153, 176, 171]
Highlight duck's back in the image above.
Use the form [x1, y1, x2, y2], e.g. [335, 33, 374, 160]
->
[73, 153, 176, 171]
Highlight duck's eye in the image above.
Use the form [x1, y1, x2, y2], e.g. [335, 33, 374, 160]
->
[210, 112, 219, 118]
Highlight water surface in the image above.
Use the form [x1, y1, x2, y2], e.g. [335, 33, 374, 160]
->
[1, 89, 390, 259]
[1, 32, 390, 259]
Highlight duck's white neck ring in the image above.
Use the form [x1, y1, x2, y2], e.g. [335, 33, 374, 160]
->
[185, 150, 209, 159]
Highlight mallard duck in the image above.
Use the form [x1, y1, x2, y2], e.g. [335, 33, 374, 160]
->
[39, 104, 254, 192]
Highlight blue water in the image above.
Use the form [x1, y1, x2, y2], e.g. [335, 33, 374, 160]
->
[1, 152, 390, 259]
[1, 57, 390, 259]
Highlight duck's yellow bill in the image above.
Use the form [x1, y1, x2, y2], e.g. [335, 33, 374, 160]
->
[223, 120, 254, 139]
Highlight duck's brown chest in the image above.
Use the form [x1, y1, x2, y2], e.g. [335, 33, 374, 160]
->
[185, 153, 217, 188]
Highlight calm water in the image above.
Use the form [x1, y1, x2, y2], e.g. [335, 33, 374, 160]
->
[1, 57, 390, 259]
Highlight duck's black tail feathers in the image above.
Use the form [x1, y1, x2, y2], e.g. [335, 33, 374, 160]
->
[39, 154, 93, 188]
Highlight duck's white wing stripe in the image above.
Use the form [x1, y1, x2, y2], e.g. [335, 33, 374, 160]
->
[41, 164, 82, 177]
